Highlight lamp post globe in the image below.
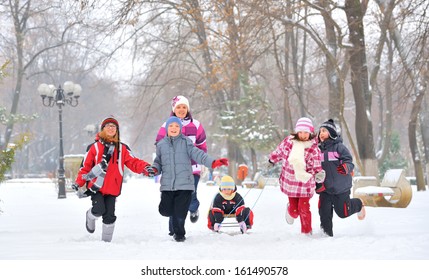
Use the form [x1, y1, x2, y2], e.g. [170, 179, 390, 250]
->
[38, 81, 82, 199]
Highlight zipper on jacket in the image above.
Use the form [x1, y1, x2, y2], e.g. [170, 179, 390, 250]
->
[170, 136, 176, 191]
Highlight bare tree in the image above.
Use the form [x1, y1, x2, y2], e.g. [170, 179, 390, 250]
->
[386, 0, 429, 191]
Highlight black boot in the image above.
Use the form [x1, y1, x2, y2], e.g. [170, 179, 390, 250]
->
[173, 234, 186, 242]
[190, 210, 199, 223]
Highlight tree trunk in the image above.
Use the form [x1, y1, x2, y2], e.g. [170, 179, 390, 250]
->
[376, 40, 394, 165]
[250, 147, 257, 179]
[409, 91, 426, 191]
[386, 6, 427, 191]
[373, 0, 395, 164]
[319, 0, 341, 119]
[187, 0, 226, 107]
[420, 97, 429, 187]
[408, 94, 427, 192]
[344, 0, 377, 176]
[3, 0, 30, 149]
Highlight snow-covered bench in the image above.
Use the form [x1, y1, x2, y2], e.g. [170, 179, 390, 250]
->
[240, 172, 279, 189]
[353, 169, 412, 208]
[242, 180, 258, 188]
[354, 186, 395, 197]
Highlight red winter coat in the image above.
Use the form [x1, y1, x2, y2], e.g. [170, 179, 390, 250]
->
[75, 139, 149, 196]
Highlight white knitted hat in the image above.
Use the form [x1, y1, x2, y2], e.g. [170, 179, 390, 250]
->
[171, 95, 190, 112]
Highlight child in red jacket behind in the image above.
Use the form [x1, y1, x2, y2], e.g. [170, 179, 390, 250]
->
[207, 175, 254, 234]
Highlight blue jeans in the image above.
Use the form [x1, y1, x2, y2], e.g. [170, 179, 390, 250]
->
[188, 174, 200, 213]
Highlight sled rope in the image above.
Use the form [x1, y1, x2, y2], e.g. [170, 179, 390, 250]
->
[241, 167, 274, 223]
[221, 166, 274, 225]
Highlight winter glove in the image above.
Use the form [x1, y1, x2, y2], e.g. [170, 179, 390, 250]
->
[213, 223, 221, 232]
[267, 159, 275, 169]
[315, 170, 326, 183]
[212, 158, 229, 169]
[239, 221, 247, 234]
[77, 187, 90, 198]
[337, 163, 349, 175]
[71, 182, 79, 192]
[315, 183, 326, 194]
[142, 165, 158, 177]
[71, 183, 89, 198]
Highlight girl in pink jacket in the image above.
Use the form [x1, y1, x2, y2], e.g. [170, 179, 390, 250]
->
[269, 117, 325, 235]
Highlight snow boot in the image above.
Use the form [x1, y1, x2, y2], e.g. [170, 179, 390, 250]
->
[285, 203, 295, 225]
[321, 226, 333, 237]
[357, 200, 366, 220]
[173, 234, 186, 242]
[102, 222, 115, 242]
[239, 221, 247, 234]
[86, 209, 98, 233]
[190, 210, 199, 223]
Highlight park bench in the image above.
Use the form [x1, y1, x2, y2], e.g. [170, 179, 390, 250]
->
[353, 169, 412, 208]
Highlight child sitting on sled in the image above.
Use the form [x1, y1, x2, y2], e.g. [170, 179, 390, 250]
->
[207, 175, 254, 233]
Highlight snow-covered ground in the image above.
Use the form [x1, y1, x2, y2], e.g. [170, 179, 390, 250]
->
[0, 177, 428, 279]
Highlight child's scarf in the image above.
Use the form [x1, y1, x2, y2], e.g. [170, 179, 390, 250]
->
[288, 140, 313, 182]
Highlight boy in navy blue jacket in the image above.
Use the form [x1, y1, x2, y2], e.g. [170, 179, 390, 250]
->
[317, 119, 366, 237]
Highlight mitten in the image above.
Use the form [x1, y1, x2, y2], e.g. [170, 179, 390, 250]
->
[212, 158, 229, 169]
[315, 183, 326, 193]
[337, 163, 349, 175]
[71, 183, 88, 198]
[213, 223, 221, 232]
[315, 170, 326, 183]
[77, 186, 89, 198]
[267, 159, 275, 169]
[143, 165, 158, 177]
[239, 221, 247, 234]
[71, 183, 79, 191]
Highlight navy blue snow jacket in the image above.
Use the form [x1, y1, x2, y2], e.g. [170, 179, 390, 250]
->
[318, 136, 354, 195]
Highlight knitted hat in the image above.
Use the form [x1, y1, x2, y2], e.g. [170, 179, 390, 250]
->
[100, 116, 120, 143]
[100, 116, 119, 131]
[294, 117, 314, 134]
[219, 175, 236, 190]
[320, 119, 338, 139]
[165, 116, 183, 132]
[171, 95, 190, 112]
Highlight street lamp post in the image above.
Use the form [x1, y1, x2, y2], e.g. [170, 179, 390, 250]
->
[38, 81, 82, 199]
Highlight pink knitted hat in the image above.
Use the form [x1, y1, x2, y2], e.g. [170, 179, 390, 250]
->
[294, 117, 314, 133]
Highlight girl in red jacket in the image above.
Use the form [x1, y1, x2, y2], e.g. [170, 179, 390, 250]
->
[73, 117, 153, 242]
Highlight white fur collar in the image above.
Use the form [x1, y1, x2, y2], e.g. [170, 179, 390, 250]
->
[288, 140, 313, 182]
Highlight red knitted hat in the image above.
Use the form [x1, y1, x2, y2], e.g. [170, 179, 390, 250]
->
[100, 117, 119, 130]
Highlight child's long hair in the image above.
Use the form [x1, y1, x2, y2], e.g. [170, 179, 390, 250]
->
[290, 132, 315, 141]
